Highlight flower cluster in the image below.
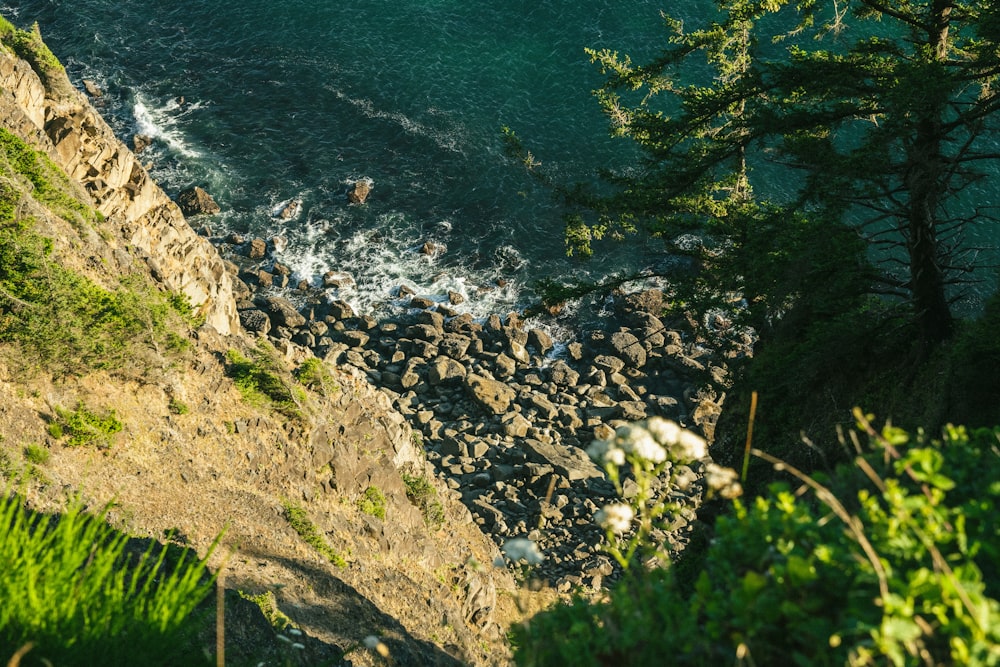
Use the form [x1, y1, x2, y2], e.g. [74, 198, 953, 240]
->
[502, 537, 545, 565]
[704, 462, 743, 499]
[595, 504, 634, 534]
[586, 417, 708, 467]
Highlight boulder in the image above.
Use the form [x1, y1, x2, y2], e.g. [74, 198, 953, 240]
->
[610, 330, 647, 368]
[238, 308, 271, 334]
[176, 186, 221, 216]
[465, 373, 517, 415]
[347, 178, 372, 204]
[527, 328, 554, 355]
[549, 359, 580, 387]
[248, 238, 267, 260]
[261, 296, 307, 328]
[274, 199, 301, 219]
[133, 134, 151, 153]
[428, 356, 467, 385]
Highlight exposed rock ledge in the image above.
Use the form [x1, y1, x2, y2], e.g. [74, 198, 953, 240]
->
[0, 46, 239, 335]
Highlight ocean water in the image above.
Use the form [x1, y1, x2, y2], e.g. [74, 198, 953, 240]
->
[0, 0, 684, 320]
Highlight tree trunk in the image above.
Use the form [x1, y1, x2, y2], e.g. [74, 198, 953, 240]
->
[904, 1, 955, 343]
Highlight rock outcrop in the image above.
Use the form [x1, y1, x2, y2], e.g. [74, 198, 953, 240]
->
[0, 46, 239, 335]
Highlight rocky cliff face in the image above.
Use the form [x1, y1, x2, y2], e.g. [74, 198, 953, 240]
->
[0, 42, 239, 335]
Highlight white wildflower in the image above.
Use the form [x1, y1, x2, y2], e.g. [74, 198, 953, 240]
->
[671, 430, 708, 462]
[622, 428, 667, 464]
[595, 503, 635, 534]
[646, 417, 681, 446]
[502, 537, 544, 565]
[587, 438, 626, 467]
[364, 635, 390, 658]
[704, 463, 743, 499]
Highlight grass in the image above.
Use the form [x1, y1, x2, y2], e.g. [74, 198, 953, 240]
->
[237, 590, 294, 632]
[281, 499, 347, 568]
[21, 443, 48, 465]
[226, 342, 306, 420]
[295, 357, 339, 396]
[0, 492, 220, 666]
[50, 402, 123, 448]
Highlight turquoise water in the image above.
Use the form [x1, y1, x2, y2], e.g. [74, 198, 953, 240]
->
[1, 0, 681, 317]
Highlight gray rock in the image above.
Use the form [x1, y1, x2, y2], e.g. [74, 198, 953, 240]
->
[465, 373, 517, 415]
[428, 356, 467, 385]
[176, 186, 221, 216]
[610, 330, 647, 368]
[238, 308, 271, 334]
[261, 296, 307, 328]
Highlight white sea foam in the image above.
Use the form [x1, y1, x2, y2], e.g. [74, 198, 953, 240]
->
[133, 94, 204, 159]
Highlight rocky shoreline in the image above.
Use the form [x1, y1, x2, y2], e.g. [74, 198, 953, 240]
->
[220, 233, 736, 588]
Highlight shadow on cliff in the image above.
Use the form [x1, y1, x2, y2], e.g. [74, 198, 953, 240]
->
[229, 545, 469, 667]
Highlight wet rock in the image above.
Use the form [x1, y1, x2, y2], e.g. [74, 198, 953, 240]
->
[248, 238, 267, 260]
[347, 178, 372, 204]
[527, 328, 554, 355]
[322, 271, 355, 289]
[176, 186, 221, 216]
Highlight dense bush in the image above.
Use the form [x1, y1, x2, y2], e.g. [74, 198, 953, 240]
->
[513, 416, 1000, 666]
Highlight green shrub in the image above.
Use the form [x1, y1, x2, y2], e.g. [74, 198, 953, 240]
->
[0, 493, 220, 666]
[402, 472, 445, 529]
[281, 499, 346, 568]
[21, 443, 48, 465]
[225, 343, 305, 420]
[51, 402, 123, 448]
[295, 357, 339, 396]
[357, 485, 387, 520]
[513, 416, 1000, 666]
[168, 397, 189, 415]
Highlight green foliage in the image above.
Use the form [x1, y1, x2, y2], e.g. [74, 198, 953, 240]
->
[167, 397, 190, 415]
[225, 343, 306, 420]
[0, 493, 219, 666]
[281, 499, 346, 568]
[51, 402, 123, 448]
[295, 356, 339, 396]
[357, 485, 387, 520]
[513, 419, 1000, 666]
[237, 590, 293, 631]
[402, 472, 445, 529]
[21, 443, 48, 466]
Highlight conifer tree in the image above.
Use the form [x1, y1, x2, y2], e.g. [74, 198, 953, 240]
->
[582, 0, 1000, 343]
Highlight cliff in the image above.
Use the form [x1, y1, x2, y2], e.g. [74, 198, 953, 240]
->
[0, 21, 524, 666]
[0, 23, 238, 335]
